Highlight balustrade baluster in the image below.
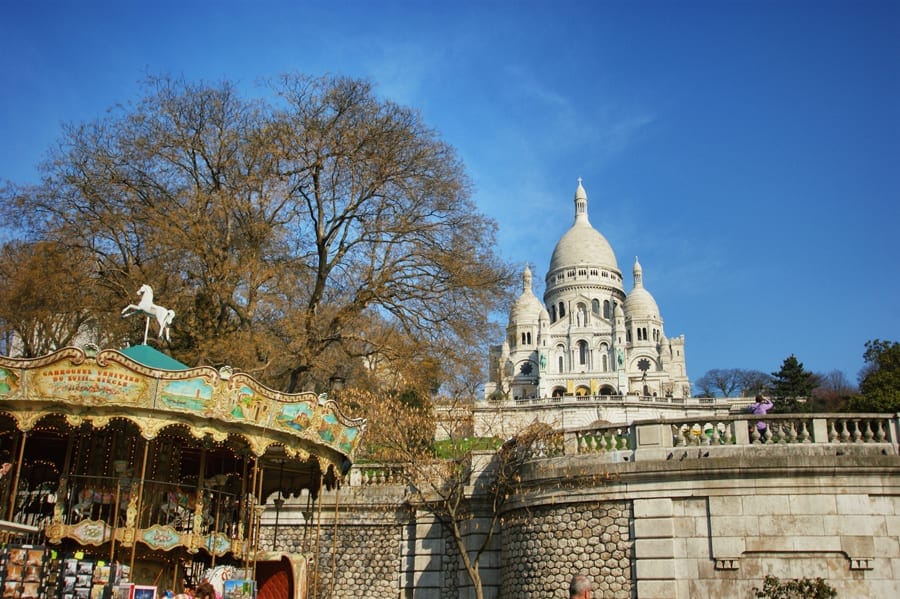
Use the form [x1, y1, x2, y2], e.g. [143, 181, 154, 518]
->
[723, 423, 733, 445]
[768, 422, 780, 444]
[852, 419, 862, 443]
[799, 421, 811, 443]
[875, 420, 887, 442]
[840, 420, 851, 443]
[828, 420, 839, 443]
[863, 420, 874, 442]
[788, 421, 798, 443]
[751, 424, 761, 444]
[598, 434, 608, 452]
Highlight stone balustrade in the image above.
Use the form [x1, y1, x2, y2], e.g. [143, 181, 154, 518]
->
[347, 413, 899, 490]
[562, 413, 899, 459]
[492, 393, 731, 408]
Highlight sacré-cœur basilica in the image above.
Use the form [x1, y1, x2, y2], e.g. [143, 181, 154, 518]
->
[485, 179, 690, 403]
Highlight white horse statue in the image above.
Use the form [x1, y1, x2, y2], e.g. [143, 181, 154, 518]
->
[120, 284, 175, 343]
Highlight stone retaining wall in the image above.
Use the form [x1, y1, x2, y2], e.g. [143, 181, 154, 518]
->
[262, 413, 900, 598]
[500, 501, 631, 598]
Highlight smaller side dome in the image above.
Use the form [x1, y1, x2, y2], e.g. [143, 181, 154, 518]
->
[510, 265, 545, 322]
[624, 257, 661, 319]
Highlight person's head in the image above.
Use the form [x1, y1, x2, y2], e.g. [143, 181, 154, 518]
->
[569, 574, 591, 599]
[755, 394, 764, 403]
[194, 582, 215, 599]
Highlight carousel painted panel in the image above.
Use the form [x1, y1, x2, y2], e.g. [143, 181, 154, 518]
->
[30, 361, 151, 405]
[0, 367, 20, 397]
[69, 518, 113, 546]
[159, 378, 216, 414]
[204, 532, 232, 556]
[221, 379, 275, 426]
[274, 402, 317, 435]
[317, 412, 362, 456]
[140, 525, 186, 551]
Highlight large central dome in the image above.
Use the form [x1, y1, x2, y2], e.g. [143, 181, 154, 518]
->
[547, 180, 618, 273]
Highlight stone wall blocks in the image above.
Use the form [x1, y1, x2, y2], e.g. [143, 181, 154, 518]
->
[742, 494, 790, 515]
[788, 493, 836, 515]
[635, 558, 676, 580]
[841, 534, 875, 558]
[710, 515, 759, 537]
[636, 579, 678, 598]
[679, 497, 708, 517]
[633, 498, 674, 519]
[634, 516, 675, 539]
[634, 538, 675, 559]
[744, 536, 794, 553]
[836, 494, 872, 515]
[791, 536, 841, 552]
[757, 514, 825, 537]
[823, 514, 887, 537]
[708, 495, 742, 516]
[874, 535, 900, 558]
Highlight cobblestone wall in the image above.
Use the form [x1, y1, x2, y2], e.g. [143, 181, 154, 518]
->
[259, 517, 401, 598]
[500, 501, 632, 598]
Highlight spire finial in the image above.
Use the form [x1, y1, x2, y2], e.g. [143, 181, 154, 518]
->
[574, 178, 588, 221]
[633, 257, 644, 288]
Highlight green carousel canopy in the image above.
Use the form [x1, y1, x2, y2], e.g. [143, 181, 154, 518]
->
[119, 344, 189, 371]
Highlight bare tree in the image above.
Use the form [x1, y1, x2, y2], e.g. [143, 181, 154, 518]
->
[694, 368, 743, 397]
[814, 370, 856, 400]
[0, 241, 100, 356]
[694, 368, 771, 397]
[1, 74, 513, 393]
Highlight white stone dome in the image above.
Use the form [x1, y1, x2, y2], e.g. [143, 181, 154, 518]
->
[510, 266, 546, 322]
[548, 180, 619, 273]
[624, 257, 661, 319]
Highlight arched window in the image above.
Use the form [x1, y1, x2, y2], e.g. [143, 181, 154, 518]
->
[521, 332, 526, 345]
[550, 305, 556, 322]
[578, 340, 588, 365]
[558, 356, 564, 373]
[558, 302, 566, 317]
[603, 300, 611, 319]
[602, 354, 608, 372]
[626, 329, 632, 342]
[591, 299, 600, 315]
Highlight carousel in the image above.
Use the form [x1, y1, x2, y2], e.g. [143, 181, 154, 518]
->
[0, 288, 365, 599]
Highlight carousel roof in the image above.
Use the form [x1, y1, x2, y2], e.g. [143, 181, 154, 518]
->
[119, 344, 189, 370]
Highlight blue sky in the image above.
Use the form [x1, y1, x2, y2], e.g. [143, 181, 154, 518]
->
[1, 0, 898, 386]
